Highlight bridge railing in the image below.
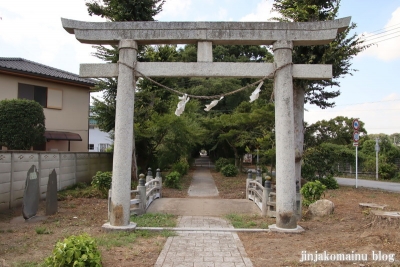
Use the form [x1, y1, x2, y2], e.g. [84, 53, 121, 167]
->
[108, 168, 162, 219]
[246, 169, 301, 218]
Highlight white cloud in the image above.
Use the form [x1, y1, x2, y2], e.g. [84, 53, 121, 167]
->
[0, 0, 106, 73]
[304, 93, 400, 134]
[155, 0, 192, 21]
[218, 8, 228, 20]
[360, 7, 400, 61]
[240, 0, 279, 21]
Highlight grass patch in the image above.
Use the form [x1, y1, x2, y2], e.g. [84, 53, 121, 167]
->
[13, 262, 44, 267]
[57, 182, 103, 200]
[35, 226, 52, 235]
[96, 229, 175, 249]
[96, 231, 139, 248]
[225, 214, 269, 229]
[131, 213, 177, 227]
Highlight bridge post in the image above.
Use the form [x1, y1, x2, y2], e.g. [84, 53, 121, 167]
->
[146, 167, 153, 183]
[262, 179, 271, 216]
[256, 168, 262, 184]
[156, 168, 162, 197]
[246, 170, 252, 199]
[138, 173, 146, 215]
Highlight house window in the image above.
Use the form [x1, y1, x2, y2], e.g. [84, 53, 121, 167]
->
[18, 83, 47, 107]
[88, 144, 94, 150]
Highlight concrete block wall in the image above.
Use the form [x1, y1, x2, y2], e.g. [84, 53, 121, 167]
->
[0, 151, 112, 211]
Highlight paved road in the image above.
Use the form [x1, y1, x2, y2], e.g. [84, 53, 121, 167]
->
[336, 177, 400, 192]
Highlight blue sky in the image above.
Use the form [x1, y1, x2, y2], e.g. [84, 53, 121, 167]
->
[1, 0, 399, 135]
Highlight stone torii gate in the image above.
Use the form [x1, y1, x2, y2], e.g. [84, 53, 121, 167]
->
[62, 17, 350, 232]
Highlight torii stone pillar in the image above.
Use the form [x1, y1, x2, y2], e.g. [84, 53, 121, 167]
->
[273, 40, 297, 229]
[104, 40, 137, 230]
[62, 17, 351, 232]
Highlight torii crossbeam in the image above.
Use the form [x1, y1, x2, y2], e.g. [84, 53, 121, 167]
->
[62, 17, 350, 232]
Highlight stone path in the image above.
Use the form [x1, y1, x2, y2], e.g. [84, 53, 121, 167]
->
[188, 167, 219, 197]
[154, 157, 254, 266]
[154, 216, 253, 267]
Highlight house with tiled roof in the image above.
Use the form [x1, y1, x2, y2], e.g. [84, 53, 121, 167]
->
[0, 57, 96, 152]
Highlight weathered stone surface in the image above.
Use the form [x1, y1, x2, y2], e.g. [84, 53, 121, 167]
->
[309, 199, 335, 217]
[46, 169, 58, 216]
[80, 62, 332, 79]
[22, 165, 40, 220]
[197, 42, 213, 62]
[274, 40, 297, 229]
[62, 17, 351, 45]
[109, 39, 137, 226]
[371, 210, 400, 218]
[359, 203, 387, 210]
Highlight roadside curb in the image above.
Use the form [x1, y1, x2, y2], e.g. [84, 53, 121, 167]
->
[136, 226, 270, 232]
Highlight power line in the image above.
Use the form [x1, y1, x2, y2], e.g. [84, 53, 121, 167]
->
[335, 99, 400, 107]
[366, 22, 400, 34]
[364, 34, 400, 46]
[360, 25, 400, 40]
[311, 109, 400, 112]
[362, 29, 400, 42]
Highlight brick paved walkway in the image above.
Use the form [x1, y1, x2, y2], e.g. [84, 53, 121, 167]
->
[154, 216, 253, 267]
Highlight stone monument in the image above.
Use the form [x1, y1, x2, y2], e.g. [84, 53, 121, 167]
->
[22, 165, 40, 220]
[46, 169, 58, 216]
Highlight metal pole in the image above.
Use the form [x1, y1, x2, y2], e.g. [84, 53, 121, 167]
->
[355, 146, 358, 189]
[376, 150, 378, 180]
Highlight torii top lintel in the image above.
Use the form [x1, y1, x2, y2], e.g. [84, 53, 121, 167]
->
[61, 17, 351, 46]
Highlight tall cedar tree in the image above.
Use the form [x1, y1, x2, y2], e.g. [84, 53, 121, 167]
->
[87, 0, 165, 180]
[272, 0, 369, 184]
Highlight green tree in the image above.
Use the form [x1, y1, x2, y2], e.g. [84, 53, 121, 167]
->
[272, 0, 369, 184]
[204, 102, 275, 168]
[304, 116, 367, 149]
[302, 142, 354, 179]
[0, 99, 45, 150]
[86, 0, 164, 21]
[87, 0, 165, 180]
[389, 133, 400, 146]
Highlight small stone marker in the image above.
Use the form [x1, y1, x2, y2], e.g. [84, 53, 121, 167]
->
[46, 169, 58, 215]
[359, 203, 387, 210]
[22, 165, 40, 220]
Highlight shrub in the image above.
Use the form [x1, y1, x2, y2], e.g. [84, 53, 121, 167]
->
[0, 99, 45, 150]
[164, 171, 181, 189]
[300, 180, 326, 206]
[91, 171, 112, 198]
[221, 164, 238, 177]
[317, 175, 339, 190]
[171, 158, 189, 176]
[215, 158, 231, 172]
[44, 234, 102, 267]
[379, 162, 398, 180]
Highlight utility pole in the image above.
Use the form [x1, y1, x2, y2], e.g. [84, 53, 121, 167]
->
[375, 138, 380, 180]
